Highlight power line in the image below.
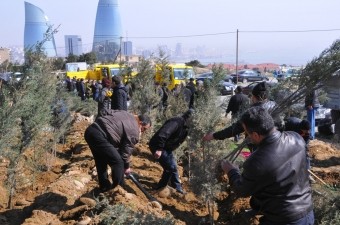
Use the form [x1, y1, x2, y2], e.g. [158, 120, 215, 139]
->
[240, 28, 340, 33]
[126, 31, 236, 39]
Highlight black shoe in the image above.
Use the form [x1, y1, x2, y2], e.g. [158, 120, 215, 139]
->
[99, 185, 112, 193]
[176, 188, 186, 194]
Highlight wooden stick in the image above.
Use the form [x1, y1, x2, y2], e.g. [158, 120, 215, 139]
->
[308, 169, 328, 186]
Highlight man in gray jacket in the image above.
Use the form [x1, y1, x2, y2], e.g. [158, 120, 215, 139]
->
[221, 106, 314, 225]
[84, 109, 151, 192]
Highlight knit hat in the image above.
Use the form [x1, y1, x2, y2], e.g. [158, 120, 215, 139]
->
[252, 82, 269, 99]
[299, 119, 311, 131]
[102, 77, 111, 88]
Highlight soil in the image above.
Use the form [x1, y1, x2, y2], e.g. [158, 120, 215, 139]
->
[0, 113, 339, 225]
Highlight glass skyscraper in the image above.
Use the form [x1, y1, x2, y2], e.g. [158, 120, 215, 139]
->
[93, 0, 122, 62]
[24, 2, 57, 57]
[65, 35, 83, 56]
[123, 41, 132, 56]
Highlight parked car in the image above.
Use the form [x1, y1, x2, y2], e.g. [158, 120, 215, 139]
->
[277, 69, 302, 81]
[195, 72, 236, 95]
[315, 105, 331, 126]
[224, 74, 233, 83]
[195, 72, 213, 82]
[231, 69, 269, 83]
[242, 81, 277, 96]
[219, 80, 237, 95]
[196, 72, 233, 83]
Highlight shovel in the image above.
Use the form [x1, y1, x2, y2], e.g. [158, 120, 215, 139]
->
[127, 173, 162, 209]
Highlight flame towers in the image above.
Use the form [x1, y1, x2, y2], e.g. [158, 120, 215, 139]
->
[93, 0, 122, 62]
[24, 2, 57, 57]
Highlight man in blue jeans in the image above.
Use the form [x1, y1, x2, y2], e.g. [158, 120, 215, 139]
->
[305, 89, 320, 140]
[148, 109, 193, 194]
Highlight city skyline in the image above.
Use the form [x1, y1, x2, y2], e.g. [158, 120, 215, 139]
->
[1, 0, 340, 65]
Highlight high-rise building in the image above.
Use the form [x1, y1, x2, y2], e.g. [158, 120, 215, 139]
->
[175, 43, 183, 56]
[93, 0, 122, 62]
[24, 2, 57, 57]
[123, 41, 132, 56]
[65, 35, 83, 56]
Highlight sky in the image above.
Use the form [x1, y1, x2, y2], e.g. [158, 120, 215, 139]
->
[1, 0, 340, 65]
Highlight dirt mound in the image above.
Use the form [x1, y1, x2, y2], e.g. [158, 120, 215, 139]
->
[0, 117, 339, 224]
[308, 140, 340, 187]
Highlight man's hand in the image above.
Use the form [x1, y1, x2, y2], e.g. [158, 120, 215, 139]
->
[221, 160, 238, 173]
[124, 168, 131, 175]
[203, 133, 214, 141]
[154, 150, 162, 159]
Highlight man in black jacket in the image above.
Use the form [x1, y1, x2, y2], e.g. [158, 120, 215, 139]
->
[203, 81, 282, 143]
[226, 86, 249, 141]
[221, 106, 314, 225]
[226, 86, 249, 117]
[185, 78, 196, 109]
[111, 75, 128, 110]
[148, 109, 193, 194]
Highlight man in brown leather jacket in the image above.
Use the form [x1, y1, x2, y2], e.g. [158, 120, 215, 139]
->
[221, 106, 314, 225]
[84, 109, 151, 192]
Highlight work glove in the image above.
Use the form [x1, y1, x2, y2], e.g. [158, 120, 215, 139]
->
[106, 90, 112, 97]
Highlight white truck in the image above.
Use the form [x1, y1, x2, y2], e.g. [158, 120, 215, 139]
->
[65, 62, 88, 72]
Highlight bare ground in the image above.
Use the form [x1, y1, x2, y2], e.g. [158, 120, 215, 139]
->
[0, 114, 339, 225]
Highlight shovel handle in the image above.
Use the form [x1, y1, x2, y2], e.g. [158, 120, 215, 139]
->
[128, 173, 159, 202]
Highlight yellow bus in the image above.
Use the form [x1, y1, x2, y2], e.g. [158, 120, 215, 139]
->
[66, 63, 136, 83]
[155, 64, 195, 90]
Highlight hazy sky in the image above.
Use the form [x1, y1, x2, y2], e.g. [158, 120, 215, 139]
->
[1, 0, 340, 65]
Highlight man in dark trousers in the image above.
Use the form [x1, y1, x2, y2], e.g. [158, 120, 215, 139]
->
[84, 109, 151, 192]
[185, 78, 196, 109]
[148, 109, 194, 194]
[111, 75, 128, 110]
[225, 86, 249, 141]
[203, 81, 283, 143]
[221, 107, 314, 225]
[305, 89, 320, 140]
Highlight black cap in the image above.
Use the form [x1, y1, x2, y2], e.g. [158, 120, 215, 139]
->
[235, 86, 243, 93]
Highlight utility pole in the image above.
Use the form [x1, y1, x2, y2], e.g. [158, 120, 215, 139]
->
[236, 29, 239, 84]
[119, 36, 123, 63]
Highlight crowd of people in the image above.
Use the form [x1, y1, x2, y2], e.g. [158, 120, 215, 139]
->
[64, 75, 199, 114]
[68, 73, 316, 225]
